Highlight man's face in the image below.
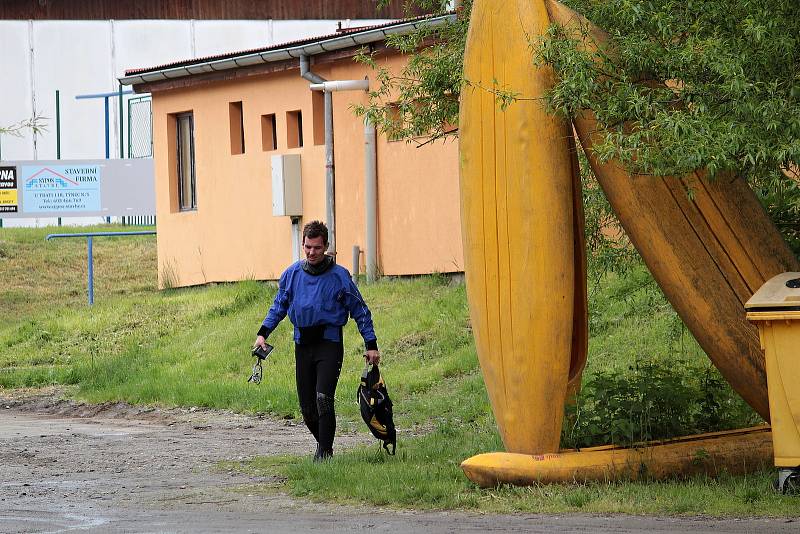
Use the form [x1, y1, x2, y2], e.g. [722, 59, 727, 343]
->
[303, 235, 327, 265]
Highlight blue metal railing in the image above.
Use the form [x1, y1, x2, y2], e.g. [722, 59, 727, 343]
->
[46, 231, 156, 305]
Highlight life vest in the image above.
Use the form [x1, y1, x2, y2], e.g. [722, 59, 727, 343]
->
[357, 363, 396, 455]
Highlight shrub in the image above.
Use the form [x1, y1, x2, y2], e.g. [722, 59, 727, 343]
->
[561, 358, 763, 449]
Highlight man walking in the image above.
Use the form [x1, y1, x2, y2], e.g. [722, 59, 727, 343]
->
[254, 220, 380, 460]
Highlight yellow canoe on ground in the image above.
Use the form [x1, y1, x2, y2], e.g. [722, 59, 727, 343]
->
[459, 0, 587, 455]
[546, 0, 800, 421]
[462, 426, 773, 487]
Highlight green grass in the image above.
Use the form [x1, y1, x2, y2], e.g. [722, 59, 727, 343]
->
[0, 224, 158, 320]
[250, 452, 797, 515]
[0, 226, 474, 421]
[1, 225, 797, 516]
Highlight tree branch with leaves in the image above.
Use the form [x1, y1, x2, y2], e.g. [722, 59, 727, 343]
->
[358, 0, 800, 258]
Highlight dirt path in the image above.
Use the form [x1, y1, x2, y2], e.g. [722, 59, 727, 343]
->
[0, 391, 796, 533]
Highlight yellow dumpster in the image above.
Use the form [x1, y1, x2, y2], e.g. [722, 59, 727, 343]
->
[746, 272, 800, 493]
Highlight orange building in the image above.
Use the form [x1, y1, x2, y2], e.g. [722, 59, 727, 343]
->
[121, 16, 463, 288]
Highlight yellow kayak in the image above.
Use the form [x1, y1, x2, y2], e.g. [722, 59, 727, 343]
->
[459, 0, 587, 454]
[546, 0, 800, 421]
[462, 426, 773, 487]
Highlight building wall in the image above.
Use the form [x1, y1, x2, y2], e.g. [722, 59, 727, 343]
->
[150, 53, 462, 286]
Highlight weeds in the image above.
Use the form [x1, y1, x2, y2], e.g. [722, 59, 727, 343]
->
[160, 259, 179, 289]
[562, 359, 762, 448]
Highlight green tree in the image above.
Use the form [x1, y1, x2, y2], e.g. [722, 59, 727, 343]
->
[538, 0, 800, 180]
[363, 0, 800, 256]
[355, 0, 468, 144]
[536, 0, 800, 250]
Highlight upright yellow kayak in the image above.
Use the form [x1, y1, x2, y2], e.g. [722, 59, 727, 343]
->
[546, 0, 800, 421]
[459, 0, 587, 454]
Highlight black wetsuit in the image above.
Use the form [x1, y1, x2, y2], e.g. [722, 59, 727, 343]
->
[294, 339, 343, 455]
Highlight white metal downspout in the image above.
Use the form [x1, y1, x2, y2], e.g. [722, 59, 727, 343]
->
[305, 74, 377, 281]
[300, 55, 338, 257]
[324, 90, 336, 256]
[364, 119, 378, 282]
[291, 217, 302, 262]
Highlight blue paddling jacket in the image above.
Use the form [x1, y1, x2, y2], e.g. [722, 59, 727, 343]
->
[258, 261, 378, 350]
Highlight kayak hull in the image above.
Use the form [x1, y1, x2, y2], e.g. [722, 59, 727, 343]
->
[462, 426, 773, 487]
[459, 0, 587, 454]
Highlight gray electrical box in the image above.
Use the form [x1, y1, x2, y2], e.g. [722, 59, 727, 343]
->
[271, 154, 302, 217]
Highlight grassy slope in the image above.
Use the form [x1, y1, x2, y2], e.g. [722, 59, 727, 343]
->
[0, 226, 797, 516]
[0, 225, 157, 320]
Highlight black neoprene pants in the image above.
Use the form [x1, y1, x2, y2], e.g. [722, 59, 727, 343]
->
[294, 340, 344, 453]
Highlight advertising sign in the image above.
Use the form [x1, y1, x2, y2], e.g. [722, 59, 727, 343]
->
[0, 166, 18, 213]
[21, 165, 102, 213]
[0, 159, 154, 218]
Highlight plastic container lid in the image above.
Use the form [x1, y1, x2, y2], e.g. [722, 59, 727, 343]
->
[745, 272, 800, 311]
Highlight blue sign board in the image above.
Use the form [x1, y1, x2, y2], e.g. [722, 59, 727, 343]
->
[21, 165, 102, 213]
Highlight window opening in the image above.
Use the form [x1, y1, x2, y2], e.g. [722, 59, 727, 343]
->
[261, 113, 277, 151]
[287, 110, 303, 149]
[176, 112, 196, 211]
[312, 91, 325, 146]
[230, 101, 245, 154]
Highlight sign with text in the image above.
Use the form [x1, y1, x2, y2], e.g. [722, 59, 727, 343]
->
[0, 166, 17, 213]
[21, 165, 101, 212]
[0, 159, 154, 218]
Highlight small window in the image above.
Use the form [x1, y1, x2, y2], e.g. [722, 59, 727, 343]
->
[286, 110, 303, 149]
[176, 112, 196, 211]
[229, 101, 245, 155]
[311, 91, 325, 146]
[261, 113, 277, 151]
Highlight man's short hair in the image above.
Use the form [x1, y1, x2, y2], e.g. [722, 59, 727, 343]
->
[303, 220, 329, 245]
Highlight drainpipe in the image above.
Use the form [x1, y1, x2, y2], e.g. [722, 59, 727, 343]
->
[364, 119, 378, 282]
[306, 77, 377, 281]
[309, 80, 369, 92]
[291, 216, 302, 262]
[300, 55, 337, 256]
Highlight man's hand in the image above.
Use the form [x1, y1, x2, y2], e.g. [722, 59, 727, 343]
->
[365, 349, 380, 365]
[254, 335, 268, 351]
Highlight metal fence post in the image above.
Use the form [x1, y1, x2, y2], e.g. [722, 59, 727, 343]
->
[56, 89, 62, 227]
[118, 83, 124, 159]
[104, 96, 110, 160]
[87, 236, 94, 305]
[352, 245, 360, 285]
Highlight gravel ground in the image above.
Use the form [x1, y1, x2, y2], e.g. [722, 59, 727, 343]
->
[0, 389, 797, 533]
